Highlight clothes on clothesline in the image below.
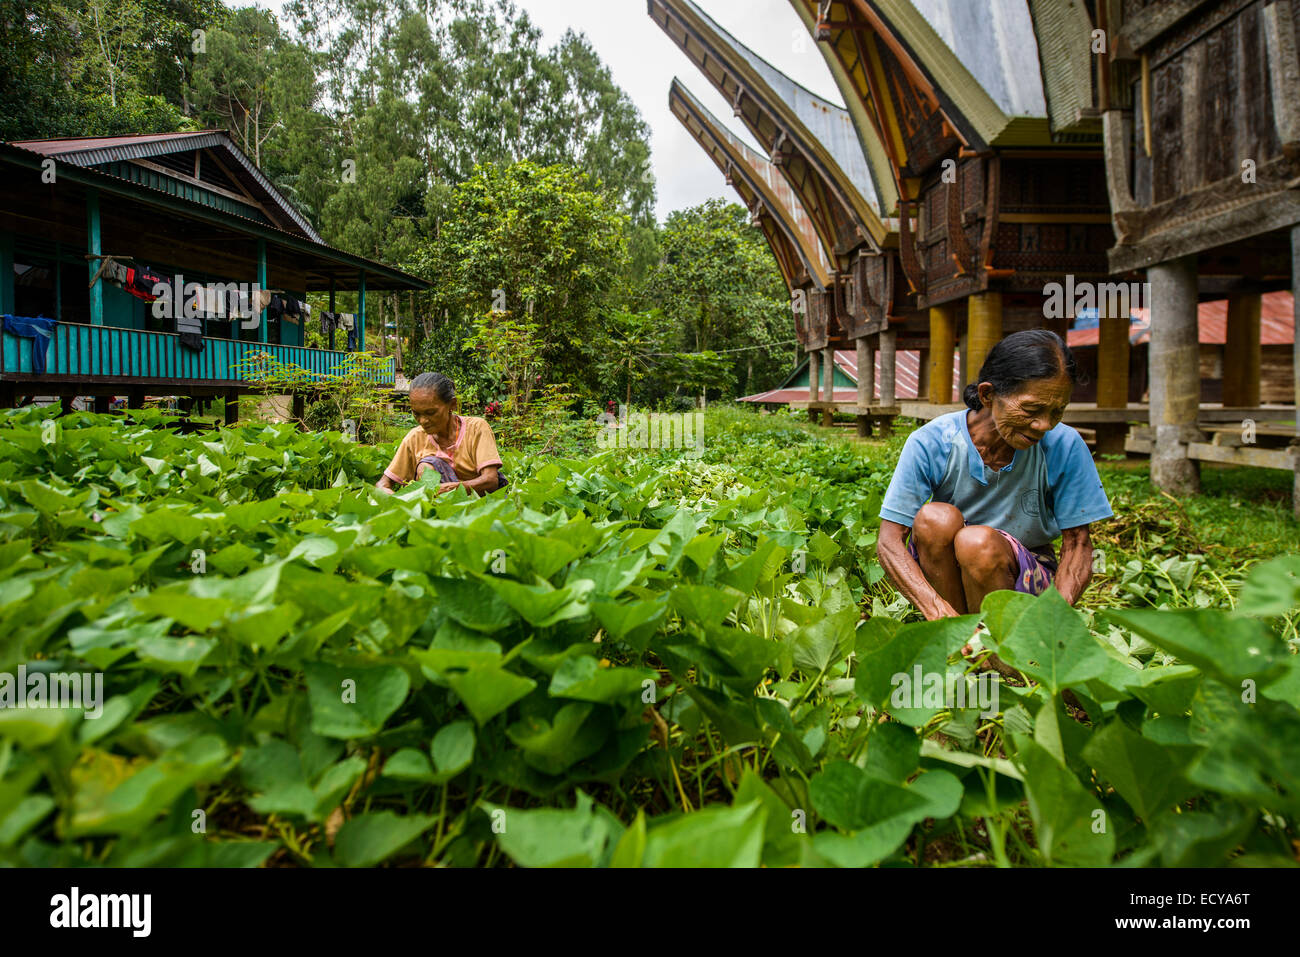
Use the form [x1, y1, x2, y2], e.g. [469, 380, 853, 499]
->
[96, 258, 166, 303]
[2, 315, 58, 375]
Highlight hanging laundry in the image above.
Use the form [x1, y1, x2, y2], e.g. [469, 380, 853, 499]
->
[177, 311, 204, 352]
[128, 266, 167, 303]
[2, 315, 58, 375]
[255, 289, 274, 314]
[281, 296, 302, 316]
[267, 295, 285, 321]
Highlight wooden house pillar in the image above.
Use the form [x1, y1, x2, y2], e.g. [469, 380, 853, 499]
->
[967, 292, 1002, 388]
[257, 238, 268, 344]
[1222, 290, 1262, 408]
[358, 271, 367, 352]
[328, 277, 337, 350]
[958, 330, 968, 396]
[0, 231, 13, 316]
[822, 346, 835, 424]
[878, 327, 897, 436]
[808, 348, 820, 403]
[86, 189, 103, 326]
[1148, 257, 1201, 495]
[855, 336, 874, 437]
[916, 347, 930, 401]
[1096, 302, 1133, 455]
[928, 305, 956, 404]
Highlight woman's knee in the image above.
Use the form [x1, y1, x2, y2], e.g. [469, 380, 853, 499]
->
[913, 502, 964, 551]
[953, 525, 1014, 579]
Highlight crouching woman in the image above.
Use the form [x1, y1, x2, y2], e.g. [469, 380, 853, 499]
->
[876, 330, 1113, 620]
[376, 372, 508, 496]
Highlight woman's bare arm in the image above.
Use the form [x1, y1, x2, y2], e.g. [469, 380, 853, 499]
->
[876, 519, 961, 620]
[375, 473, 398, 495]
[1052, 524, 1094, 605]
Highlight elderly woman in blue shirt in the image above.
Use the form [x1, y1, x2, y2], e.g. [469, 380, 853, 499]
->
[877, 329, 1113, 622]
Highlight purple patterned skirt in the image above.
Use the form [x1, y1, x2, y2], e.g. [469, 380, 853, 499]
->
[905, 525, 1058, 596]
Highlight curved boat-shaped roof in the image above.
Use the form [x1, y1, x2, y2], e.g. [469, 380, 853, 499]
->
[650, 0, 888, 254]
[670, 79, 832, 291]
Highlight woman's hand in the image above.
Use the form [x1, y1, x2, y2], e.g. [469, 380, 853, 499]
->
[435, 481, 461, 495]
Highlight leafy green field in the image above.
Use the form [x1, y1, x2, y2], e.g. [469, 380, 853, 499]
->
[1, 405, 1297, 867]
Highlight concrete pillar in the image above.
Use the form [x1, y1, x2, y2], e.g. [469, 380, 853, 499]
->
[1148, 257, 1201, 495]
[879, 328, 897, 407]
[878, 326, 897, 436]
[822, 346, 835, 405]
[929, 305, 956, 404]
[967, 291, 1003, 389]
[855, 336, 874, 437]
[1222, 290, 1262, 408]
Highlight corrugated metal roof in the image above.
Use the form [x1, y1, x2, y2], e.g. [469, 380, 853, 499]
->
[0, 142, 428, 290]
[10, 130, 218, 154]
[9, 130, 322, 244]
[741, 349, 959, 402]
[907, 0, 1048, 118]
[680, 0, 881, 215]
[1066, 292, 1295, 348]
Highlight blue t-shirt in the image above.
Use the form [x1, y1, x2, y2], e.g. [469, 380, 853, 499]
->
[879, 411, 1113, 551]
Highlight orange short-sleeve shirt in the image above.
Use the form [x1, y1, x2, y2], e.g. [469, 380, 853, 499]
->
[383, 415, 503, 485]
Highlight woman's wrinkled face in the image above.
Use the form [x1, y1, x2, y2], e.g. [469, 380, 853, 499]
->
[980, 371, 1073, 449]
[410, 389, 456, 437]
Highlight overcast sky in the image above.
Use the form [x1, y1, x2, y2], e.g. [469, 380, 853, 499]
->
[224, 0, 845, 222]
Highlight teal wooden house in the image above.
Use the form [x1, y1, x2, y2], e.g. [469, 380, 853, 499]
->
[0, 130, 428, 419]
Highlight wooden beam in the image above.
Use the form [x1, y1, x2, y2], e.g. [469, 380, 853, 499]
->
[928, 304, 956, 404]
[1222, 291, 1262, 407]
[966, 291, 1002, 390]
[86, 188, 102, 326]
[257, 238, 268, 344]
[878, 326, 897, 425]
[1096, 312, 1131, 408]
[809, 347, 821, 403]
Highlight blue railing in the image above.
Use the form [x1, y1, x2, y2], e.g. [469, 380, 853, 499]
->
[1, 322, 394, 386]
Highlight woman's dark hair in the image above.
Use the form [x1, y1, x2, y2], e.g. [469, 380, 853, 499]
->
[962, 329, 1079, 412]
[409, 371, 456, 404]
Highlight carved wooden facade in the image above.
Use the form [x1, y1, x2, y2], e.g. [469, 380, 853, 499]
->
[1106, 0, 1300, 279]
[651, 0, 910, 350]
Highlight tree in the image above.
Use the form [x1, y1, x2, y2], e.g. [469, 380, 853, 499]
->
[644, 200, 796, 398]
[425, 160, 629, 394]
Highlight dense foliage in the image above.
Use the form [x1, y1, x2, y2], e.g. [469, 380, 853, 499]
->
[1, 406, 1297, 867]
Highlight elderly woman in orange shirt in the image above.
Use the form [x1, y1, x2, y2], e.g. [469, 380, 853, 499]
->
[375, 372, 507, 496]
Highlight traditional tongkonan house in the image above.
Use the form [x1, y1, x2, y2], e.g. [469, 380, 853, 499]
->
[651, 0, 916, 437]
[788, 0, 1128, 441]
[0, 131, 428, 420]
[1095, 0, 1300, 509]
